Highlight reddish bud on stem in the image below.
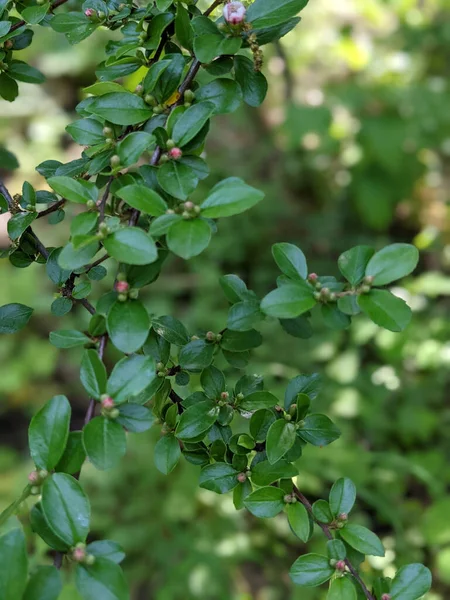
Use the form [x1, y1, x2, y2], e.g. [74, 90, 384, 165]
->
[223, 1, 246, 25]
[116, 280, 129, 293]
[168, 147, 182, 160]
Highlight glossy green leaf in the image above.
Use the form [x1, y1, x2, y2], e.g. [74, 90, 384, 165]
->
[0, 303, 33, 334]
[199, 463, 240, 494]
[157, 161, 198, 200]
[272, 242, 308, 280]
[66, 118, 105, 146]
[266, 419, 297, 464]
[179, 339, 214, 371]
[200, 365, 225, 399]
[49, 330, 91, 349]
[116, 132, 154, 167]
[221, 328, 262, 352]
[339, 524, 385, 557]
[23, 566, 63, 600]
[116, 404, 155, 433]
[75, 559, 129, 600]
[107, 355, 156, 404]
[80, 349, 107, 399]
[28, 395, 71, 470]
[338, 245, 374, 286]
[327, 539, 347, 561]
[55, 431, 86, 475]
[83, 417, 126, 470]
[89, 92, 153, 125]
[172, 101, 215, 147]
[0, 527, 28, 600]
[48, 176, 98, 204]
[152, 315, 189, 346]
[251, 460, 298, 486]
[289, 553, 334, 587]
[357, 290, 412, 332]
[329, 478, 356, 517]
[244, 486, 285, 518]
[261, 283, 316, 318]
[312, 499, 333, 523]
[201, 177, 264, 218]
[327, 577, 357, 600]
[287, 502, 310, 542]
[176, 400, 219, 440]
[107, 300, 150, 354]
[154, 434, 181, 474]
[365, 243, 419, 286]
[247, 0, 308, 28]
[167, 218, 211, 259]
[58, 241, 99, 270]
[103, 228, 158, 265]
[21, 3, 49, 24]
[234, 55, 268, 107]
[87, 540, 125, 564]
[389, 563, 432, 600]
[41, 473, 90, 547]
[238, 391, 278, 411]
[7, 211, 36, 240]
[298, 414, 340, 446]
[196, 78, 242, 114]
[30, 503, 68, 551]
[116, 185, 167, 216]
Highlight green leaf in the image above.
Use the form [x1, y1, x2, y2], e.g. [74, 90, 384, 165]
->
[272, 243, 308, 280]
[66, 118, 105, 145]
[220, 274, 253, 303]
[284, 373, 321, 410]
[83, 417, 126, 471]
[365, 243, 419, 286]
[338, 245, 374, 286]
[116, 184, 167, 216]
[193, 34, 241, 63]
[287, 502, 310, 542]
[327, 539, 347, 561]
[289, 553, 334, 587]
[28, 395, 71, 470]
[200, 365, 225, 399]
[0, 527, 28, 600]
[107, 355, 156, 404]
[196, 78, 242, 114]
[29, 503, 68, 551]
[176, 400, 219, 441]
[152, 315, 189, 346]
[261, 283, 316, 318]
[179, 339, 214, 371]
[157, 161, 198, 200]
[55, 431, 86, 475]
[0, 21, 11, 37]
[41, 474, 90, 547]
[7, 211, 36, 240]
[239, 391, 278, 411]
[251, 460, 298, 486]
[21, 2, 49, 23]
[89, 92, 153, 125]
[339, 524, 385, 557]
[244, 486, 285, 518]
[199, 463, 239, 494]
[312, 499, 333, 523]
[116, 132, 154, 167]
[75, 559, 129, 600]
[48, 176, 98, 204]
[389, 563, 432, 600]
[80, 349, 107, 399]
[247, 0, 308, 28]
[116, 404, 155, 433]
[154, 434, 181, 474]
[327, 577, 357, 600]
[167, 218, 211, 259]
[87, 540, 125, 564]
[201, 177, 264, 218]
[172, 101, 215, 147]
[107, 300, 150, 354]
[329, 478, 356, 517]
[249, 409, 276, 441]
[49, 330, 91, 349]
[175, 2, 193, 50]
[298, 414, 340, 446]
[234, 55, 268, 107]
[266, 419, 296, 464]
[0, 73, 18, 102]
[227, 300, 262, 331]
[23, 566, 62, 600]
[58, 241, 99, 271]
[357, 290, 412, 332]
[103, 228, 158, 265]
[0, 303, 33, 334]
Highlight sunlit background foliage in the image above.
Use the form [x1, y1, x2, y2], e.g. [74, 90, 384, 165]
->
[1, 0, 449, 598]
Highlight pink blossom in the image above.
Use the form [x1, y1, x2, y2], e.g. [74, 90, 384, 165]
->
[223, 1, 246, 25]
[116, 280, 129, 293]
[168, 147, 182, 160]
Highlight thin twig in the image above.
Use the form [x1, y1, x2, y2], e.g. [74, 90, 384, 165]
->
[10, 0, 70, 32]
[98, 176, 113, 223]
[292, 485, 375, 600]
[36, 199, 66, 219]
[204, 0, 224, 17]
[27, 229, 49, 260]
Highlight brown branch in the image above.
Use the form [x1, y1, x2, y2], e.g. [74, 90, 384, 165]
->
[0, 179, 14, 210]
[36, 199, 66, 219]
[98, 176, 113, 223]
[292, 485, 375, 600]
[204, 0, 224, 17]
[10, 0, 70, 32]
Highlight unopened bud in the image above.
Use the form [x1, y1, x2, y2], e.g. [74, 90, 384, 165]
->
[110, 155, 121, 168]
[134, 84, 144, 96]
[72, 546, 86, 562]
[184, 201, 194, 210]
[84, 8, 95, 17]
[159, 154, 169, 164]
[236, 393, 244, 401]
[168, 147, 182, 160]
[338, 513, 348, 521]
[223, 1, 246, 25]
[381, 595, 391, 600]
[191, 335, 199, 341]
[184, 102, 192, 108]
[116, 280, 129, 293]
[237, 472, 247, 483]
[284, 413, 292, 421]
[308, 273, 318, 282]
[220, 391, 229, 400]
[103, 126, 113, 137]
[117, 293, 127, 302]
[360, 285, 371, 294]
[194, 205, 201, 214]
[30, 486, 41, 495]
[97, 10, 106, 19]
[166, 139, 175, 150]
[99, 221, 109, 232]
[85, 554, 96, 565]
[313, 291, 321, 301]
[4, 40, 13, 49]
[184, 89, 195, 102]
[28, 471, 39, 484]
[205, 331, 216, 342]
[152, 105, 163, 114]
[283, 494, 295, 504]
[129, 288, 139, 299]
[335, 560, 346, 571]
[144, 94, 157, 106]
[101, 396, 115, 409]
[364, 275, 374, 285]
[109, 408, 120, 419]
[38, 469, 48, 480]
[86, 199, 96, 210]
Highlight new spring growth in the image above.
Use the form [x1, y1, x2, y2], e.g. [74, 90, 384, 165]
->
[237, 472, 247, 483]
[28, 469, 48, 489]
[101, 395, 119, 419]
[223, 1, 246, 25]
[72, 543, 96, 565]
[335, 560, 346, 572]
[84, 8, 95, 17]
[168, 147, 182, 160]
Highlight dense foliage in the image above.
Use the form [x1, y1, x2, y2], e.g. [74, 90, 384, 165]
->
[0, 0, 442, 599]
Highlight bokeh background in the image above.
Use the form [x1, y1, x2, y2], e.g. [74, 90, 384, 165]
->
[1, 0, 450, 598]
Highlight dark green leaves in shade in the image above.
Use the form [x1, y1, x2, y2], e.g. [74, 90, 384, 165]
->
[23, 566, 63, 600]
[287, 502, 310, 542]
[0, 303, 33, 334]
[172, 101, 215, 147]
[339, 524, 385, 557]
[0, 527, 28, 600]
[116, 404, 154, 433]
[7, 212, 36, 240]
[196, 78, 242, 114]
[365, 243, 419, 286]
[80, 349, 107, 399]
[234, 55, 268, 107]
[103, 228, 158, 265]
[179, 339, 214, 371]
[28, 395, 71, 470]
[176, 400, 219, 440]
[83, 417, 126, 471]
[116, 185, 167, 216]
[199, 463, 239, 494]
[338, 245, 374, 286]
[107, 355, 156, 404]
[266, 419, 296, 464]
[289, 553, 334, 587]
[251, 460, 298, 486]
[244, 486, 285, 518]
[55, 431, 86, 475]
[75, 559, 129, 600]
[329, 478, 356, 517]
[106, 300, 150, 354]
[152, 315, 189, 346]
[389, 563, 432, 600]
[201, 177, 264, 218]
[284, 373, 321, 410]
[41, 473, 90, 547]
[272, 243, 308, 280]
[261, 283, 316, 319]
[297, 414, 340, 446]
[89, 92, 153, 125]
[157, 161, 198, 200]
[358, 290, 412, 332]
[167, 218, 211, 259]
[154, 434, 181, 474]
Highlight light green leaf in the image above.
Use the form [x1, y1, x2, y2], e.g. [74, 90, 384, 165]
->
[0, 303, 33, 334]
[261, 283, 316, 319]
[154, 434, 181, 474]
[366, 243, 419, 286]
[103, 228, 158, 265]
[48, 176, 98, 204]
[339, 523, 385, 557]
[89, 92, 153, 125]
[244, 486, 285, 518]
[106, 300, 150, 354]
[201, 177, 264, 218]
[357, 290, 412, 332]
[272, 243, 308, 280]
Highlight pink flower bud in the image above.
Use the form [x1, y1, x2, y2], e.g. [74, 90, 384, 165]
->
[116, 280, 129, 293]
[73, 547, 86, 562]
[381, 595, 391, 600]
[220, 391, 229, 400]
[237, 472, 247, 483]
[101, 396, 115, 409]
[335, 560, 346, 571]
[84, 8, 95, 17]
[168, 147, 182, 160]
[28, 470, 39, 484]
[223, 1, 246, 25]
[338, 512, 348, 521]
[308, 273, 318, 281]
[184, 201, 194, 210]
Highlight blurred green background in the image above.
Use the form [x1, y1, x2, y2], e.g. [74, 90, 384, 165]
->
[1, 0, 450, 598]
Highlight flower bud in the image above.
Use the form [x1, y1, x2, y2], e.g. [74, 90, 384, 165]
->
[85, 554, 96, 566]
[153, 105, 163, 114]
[101, 396, 115, 409]
[307, 273, 318, 282]
[223, 1, 246, 25]
[144, 94, 157, 106]
[360, 285, 371, 294]
[284, 413, 292, 421]
[109, 408, 120, 419]
[84, 8, 95, 17]
[335, 560, 346, 571]
[28, 470, 39, 484]
[97, 10, 106, 19]
[116, 280, 129, 293]
[30, 486, 41, 495]
[194, 205, 201, 214]
[129, 288, 139, 299]
[38, 469, 49, 480]
[237, 472, 247, 483]
[159, 154, 169, 164]
[236, 392, 244, 401]
[72, 545, 86, 562]
[166, 139, 175, 150]
[220, 391, 229, 400]
[184, 89, 195, 102]
[110, 155, 121, 168]
[4, 40, 13, 49]
[184, 201, 194, 210]
[338, 512, 348, 521]
[205, 331, 216, 342]
[134, 84, 144, 96]
[184, 102, 191, 108]
[381, 595, 391, 600]
[117, 293, 127, 302]
[168, 147, 182, 160]
[86, 199, 96, 210]
[103, 126, 113, 137]
[364, 275, 374, 285]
